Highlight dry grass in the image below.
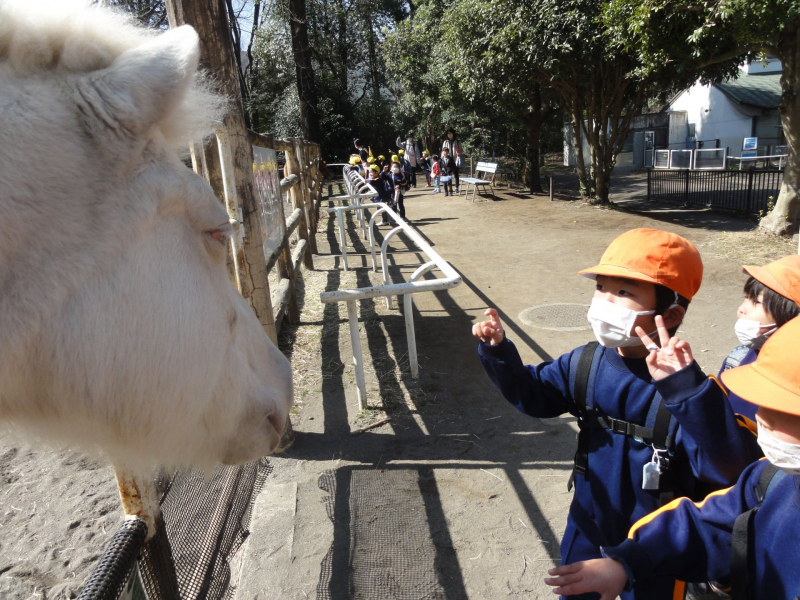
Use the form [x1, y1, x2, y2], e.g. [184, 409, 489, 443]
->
[700, 228, 797, 265]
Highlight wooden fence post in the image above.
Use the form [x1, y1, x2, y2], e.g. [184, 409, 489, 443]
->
[166, 0, 277, 344]
[283, 138, 315, 270]
[294, 138, 318, 256]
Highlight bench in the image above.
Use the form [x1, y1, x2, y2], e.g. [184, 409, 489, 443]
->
[459, 161, 497, 203]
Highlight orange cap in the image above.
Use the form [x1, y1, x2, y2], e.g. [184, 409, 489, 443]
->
[722, 316, 800, 416]
[578, 228, 703, 301]
[742, 255, 800, 307]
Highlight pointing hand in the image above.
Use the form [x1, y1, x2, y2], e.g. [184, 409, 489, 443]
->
[472, 308, 505, 345]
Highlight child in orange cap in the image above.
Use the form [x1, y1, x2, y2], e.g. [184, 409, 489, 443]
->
[544, 316, 800, 600]
[473, 228, 758, 600]
[719, 256, 800, 421]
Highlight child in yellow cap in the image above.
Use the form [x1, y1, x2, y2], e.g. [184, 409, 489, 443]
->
[545, 316, 800, 600]
[473, 228, 758, 600]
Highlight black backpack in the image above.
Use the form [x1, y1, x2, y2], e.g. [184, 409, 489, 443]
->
[568, 342, 678, 505]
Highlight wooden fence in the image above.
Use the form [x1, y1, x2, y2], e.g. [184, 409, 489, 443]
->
[195, 130, 324, 341]
[248, 132, 324, 336]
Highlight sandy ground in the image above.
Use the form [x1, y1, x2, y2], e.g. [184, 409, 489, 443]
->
[1, 171, 795, 599]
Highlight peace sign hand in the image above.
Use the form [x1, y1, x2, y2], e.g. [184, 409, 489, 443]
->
[635, 315, 695, 381]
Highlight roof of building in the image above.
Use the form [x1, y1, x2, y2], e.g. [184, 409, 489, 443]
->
[714, 72, 781, 109]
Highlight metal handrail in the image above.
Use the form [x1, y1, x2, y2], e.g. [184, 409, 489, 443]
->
[320, 202, 461, 409]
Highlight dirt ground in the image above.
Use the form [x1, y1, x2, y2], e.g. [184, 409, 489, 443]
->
[1, 171, 796, 599]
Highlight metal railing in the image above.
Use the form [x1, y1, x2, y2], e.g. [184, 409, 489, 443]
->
[320, 193, 461, 410]
[647, 168, 783, 214]
[727, 153, 788, 171]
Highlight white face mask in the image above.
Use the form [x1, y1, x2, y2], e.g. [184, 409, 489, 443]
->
[391, 167, 400, 174]
[586, 297, 655, 348]
[758, 423, 800, 475]
[734, 318, 777, 350]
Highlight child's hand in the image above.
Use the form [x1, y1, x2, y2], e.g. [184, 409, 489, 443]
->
[635, 315, 695, 381]
[544, 559, 627, 600]
[472, 308, 505, 345]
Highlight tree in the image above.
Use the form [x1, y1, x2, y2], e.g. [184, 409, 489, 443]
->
[605, 0, 800, 234]
[287, 0, 322, 142]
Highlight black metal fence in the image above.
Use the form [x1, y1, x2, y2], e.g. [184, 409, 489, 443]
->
[647, 169, 783, 214]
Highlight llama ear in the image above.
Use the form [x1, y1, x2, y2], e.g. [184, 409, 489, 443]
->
[78, 26, 200, 138]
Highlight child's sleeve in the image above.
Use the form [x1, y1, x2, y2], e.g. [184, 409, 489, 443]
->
[477, 338, 575, 418]
[654, 363, 762, 487]
[602, 460, 762, 586]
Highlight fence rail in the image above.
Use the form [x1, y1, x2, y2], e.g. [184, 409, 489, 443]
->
[647, 168, 783, 214]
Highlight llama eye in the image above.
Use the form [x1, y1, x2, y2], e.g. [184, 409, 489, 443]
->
[206, 223, 233, 246]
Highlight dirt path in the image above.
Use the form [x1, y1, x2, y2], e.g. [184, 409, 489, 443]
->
[234, 177, 788, 599]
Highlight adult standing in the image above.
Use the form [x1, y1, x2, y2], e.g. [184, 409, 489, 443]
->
[354, 138, 370, 163]
[396, 131, 420, 188]
[440, 128, 463, 193]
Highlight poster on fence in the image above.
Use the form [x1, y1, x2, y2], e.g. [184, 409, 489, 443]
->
[252, 146, 286, 263]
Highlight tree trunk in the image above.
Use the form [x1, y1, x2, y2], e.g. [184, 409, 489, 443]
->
[289, 0, 322, 142]
[570, 98, 589, 199]
[761, 26, 800, 236]
[166, 0, 278, 343]
[366, 16, 380, 109]
[524, 87, 544, 194]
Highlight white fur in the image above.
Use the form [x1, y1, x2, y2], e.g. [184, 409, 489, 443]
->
[0, 0, 293, 471]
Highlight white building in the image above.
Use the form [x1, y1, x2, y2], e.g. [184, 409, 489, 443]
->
[667, 58, 783, 157]
[564, 59, 783, 168]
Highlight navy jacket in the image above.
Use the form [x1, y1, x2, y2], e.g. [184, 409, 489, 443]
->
[719, 346, 759, 421]
[478, 339, 758, 554]
[604, 459, 800, 598]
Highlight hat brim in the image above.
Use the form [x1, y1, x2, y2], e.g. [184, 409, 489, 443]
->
[742, 265, 793, 300]
[722, 363, 800, 416]
[578, 265, 662, 288]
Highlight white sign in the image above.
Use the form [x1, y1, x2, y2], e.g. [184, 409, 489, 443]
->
[252, 146, 285, 262]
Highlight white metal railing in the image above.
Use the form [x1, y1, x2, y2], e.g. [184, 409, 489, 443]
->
[654, 150, 670, 169]
[727, 153, 788, 171]
[669, 149, 693, 170]
[332, 168, 378, 268]
[693, 148, 727, 170]
[320, 202, 461, 410]
[653, 148, 735, 171]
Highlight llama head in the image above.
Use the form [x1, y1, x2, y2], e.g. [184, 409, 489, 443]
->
[0, 1, 293, 470]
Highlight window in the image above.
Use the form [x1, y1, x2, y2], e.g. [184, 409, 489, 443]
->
[688, 123, 696, 139]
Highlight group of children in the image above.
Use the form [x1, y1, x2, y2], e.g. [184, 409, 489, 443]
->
[346, 138, 463, 223]
[472, 228, 800, 599]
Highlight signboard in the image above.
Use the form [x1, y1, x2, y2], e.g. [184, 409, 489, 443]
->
[742, 137, 758, 151]
[252, 146, 285, 262]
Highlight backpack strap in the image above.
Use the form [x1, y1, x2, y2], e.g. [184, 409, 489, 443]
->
[568, 342, 602, 490]
[730, 463, 784, 600]
[723, 345, 751, 372]
[644, 394, 678, 505]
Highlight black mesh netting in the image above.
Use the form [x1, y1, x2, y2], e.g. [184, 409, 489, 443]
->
[138, 458, 273, 600]
[317, 468, 449, 600]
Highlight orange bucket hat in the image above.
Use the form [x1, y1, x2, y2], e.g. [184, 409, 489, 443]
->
[578, 228, 703, 301]
[742, 255, 800, 307]
[722, 316, 800, 416]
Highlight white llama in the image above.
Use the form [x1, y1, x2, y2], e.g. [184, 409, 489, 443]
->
[0, 0, 293, 471]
